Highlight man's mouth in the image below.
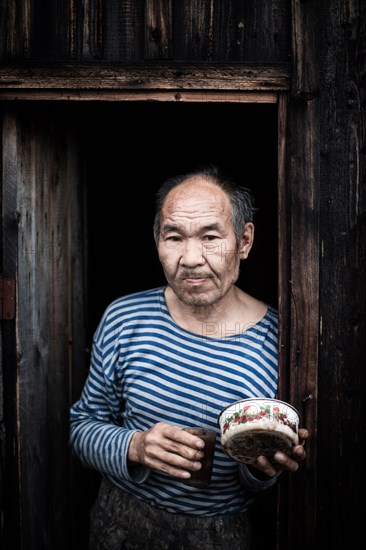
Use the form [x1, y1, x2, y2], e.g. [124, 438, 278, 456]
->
[180, 274, 212, 285]
[180, 272, 211, 280]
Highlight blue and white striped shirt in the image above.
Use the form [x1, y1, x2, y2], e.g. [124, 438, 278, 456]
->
[70, 286, 279, 516]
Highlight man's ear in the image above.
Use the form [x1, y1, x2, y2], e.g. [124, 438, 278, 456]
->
[239, 223, 255, 259]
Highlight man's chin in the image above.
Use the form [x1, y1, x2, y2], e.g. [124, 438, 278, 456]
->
[178, 290, 219, 308]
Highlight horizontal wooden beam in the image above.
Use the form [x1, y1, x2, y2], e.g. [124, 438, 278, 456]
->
[0, 62, 290, 101]
[0, 89, 279, 103]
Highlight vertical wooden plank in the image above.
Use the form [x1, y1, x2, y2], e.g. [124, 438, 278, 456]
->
[173, 0, 290, 62]
[291, 0, 318, 96]
[1, 105, 88, 549]
[173, 0, 214, 60]
[1, 111, 22, 550]
[32, 0, 70, 59]
[0, 0, 31, 59]
[68, 0, 104, 60]
[317, 1, 366, 547]
[0, 0, 292, 64]
[85, 0, 104, 59]
[31, 0, 104, 61]
[211, 0, 247, 62]
[145, 0, 172, 59]
[277, 2, 320, 549]
[277, 94, 290, 401]
[283, 91, 319, 550]
[278, 95, 319, 550]
[104, 0, 144, 61]
[216, 0, 290, 62]
[280, 1, 365, 547]
[277, 92, 291, 550]
[16, 111, 59, 549]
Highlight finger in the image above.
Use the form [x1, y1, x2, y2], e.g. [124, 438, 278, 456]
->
[255, 455, 279, 477]
[162, 449, 203, 472]
[298, 428, 309, 441]
[174, 428, 206, 450]
[145, 434, 205, 464]
[145, 449, 203, 479]
[147, 456, 199, 480]
[170, 442, 205, 462]
[274, 451, 299, 472]
[145, 422, 205, 460]
[161, 434, 205, 461]
[292, 444, 306, 461]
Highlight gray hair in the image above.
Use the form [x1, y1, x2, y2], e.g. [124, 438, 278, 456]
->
[153, 165, 256, 246]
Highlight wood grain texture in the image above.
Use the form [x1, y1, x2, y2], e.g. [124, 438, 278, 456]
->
[0, 0, 31, 59]
[0, 63, 291, 97]
[145, 0, 172, 59]
[239, 0, 290, 62]
[317, 1, 366, 547]
[282, 96, 319, 550]
[276, 1, 320, 547]
[173, 0, 214, 60]
[1, 108, 89, 549]
[0, 89, 279, 103]
[0, 0, 290, 63]
[278, 1, 366, 549]
[1, 112, 22, 550]
[291, 0, 318, 97]
[104, 0, 145, 61]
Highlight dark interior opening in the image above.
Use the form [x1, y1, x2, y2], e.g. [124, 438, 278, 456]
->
[81, 101, 278, 336]
[80, 101, 279, 549]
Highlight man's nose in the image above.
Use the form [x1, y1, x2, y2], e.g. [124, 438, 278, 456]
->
[180, 240, 206, 266]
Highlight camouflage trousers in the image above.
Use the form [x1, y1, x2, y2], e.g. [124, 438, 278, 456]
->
[89, 478, 254, 550]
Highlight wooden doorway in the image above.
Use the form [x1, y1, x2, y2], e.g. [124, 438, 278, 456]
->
[1, 95, 283, 550]
[82, 99, 279, 547]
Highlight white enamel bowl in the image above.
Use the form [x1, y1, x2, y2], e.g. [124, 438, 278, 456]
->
[217, 398, 300, 464]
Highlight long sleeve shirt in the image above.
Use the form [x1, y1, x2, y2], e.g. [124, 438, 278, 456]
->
[69, 286, 279, 516]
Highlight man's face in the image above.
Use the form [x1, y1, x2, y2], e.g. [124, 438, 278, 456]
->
[157, 177, 253, 308]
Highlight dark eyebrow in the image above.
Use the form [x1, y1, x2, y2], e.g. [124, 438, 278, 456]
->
[199, 223, 223, 233]
[161, 223, 181, 236]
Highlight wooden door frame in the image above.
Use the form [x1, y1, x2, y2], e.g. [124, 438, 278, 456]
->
[277, 92, 318, 550]
[0, 63, 288, 102]
[1, 62, 318, 549]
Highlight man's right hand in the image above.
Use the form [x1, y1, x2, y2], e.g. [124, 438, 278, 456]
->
[128, 422, 205, 480]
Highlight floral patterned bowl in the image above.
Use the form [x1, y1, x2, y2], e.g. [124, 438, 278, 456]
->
[217, 398, 300, 464]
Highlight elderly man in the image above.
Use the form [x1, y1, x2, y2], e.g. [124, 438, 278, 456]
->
[70, 165, 308, 549]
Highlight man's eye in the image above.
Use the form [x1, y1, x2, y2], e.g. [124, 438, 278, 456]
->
[166, 236, 181, 242]
[203, 235, 219, 241]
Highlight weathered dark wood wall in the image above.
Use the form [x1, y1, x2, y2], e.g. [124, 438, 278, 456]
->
[1, 106, 88, 549]
[277, 1, 320, 547]
[0, 1, 365, 550]
[317, 1, 365, 545]
[278, 3, 365, 548]
[0, 0, 290, 62]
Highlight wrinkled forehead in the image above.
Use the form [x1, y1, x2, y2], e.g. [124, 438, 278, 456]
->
[162, 177, 231, 218]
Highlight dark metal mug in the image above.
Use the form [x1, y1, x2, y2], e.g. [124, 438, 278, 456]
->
[182, 428, 216, 487]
